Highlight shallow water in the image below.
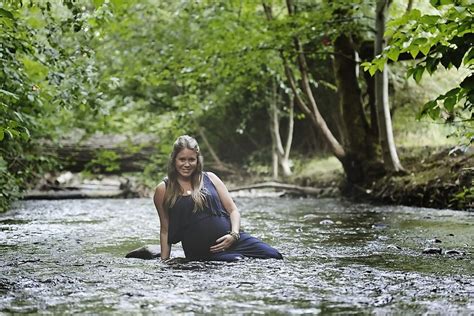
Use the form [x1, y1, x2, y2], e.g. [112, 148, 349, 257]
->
[0, 198, 473, 314]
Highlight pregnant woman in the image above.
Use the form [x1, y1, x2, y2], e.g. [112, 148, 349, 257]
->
[154, 135, 283, 262]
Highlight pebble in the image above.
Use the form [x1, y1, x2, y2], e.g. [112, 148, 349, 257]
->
[319, 219, 335, 225]
[372, 223, 388, 230]
[302, 214, 319, 221]
[422, 248, 442, 254]
[445, 249, 466, 256]
[125, 245, 161, 260]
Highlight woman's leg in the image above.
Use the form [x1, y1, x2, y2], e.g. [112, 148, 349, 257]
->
[207, 252, 245, 262]
[231, 232, 283, 259]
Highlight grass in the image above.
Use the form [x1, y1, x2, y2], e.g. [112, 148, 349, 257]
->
[290, 155, 343, 186]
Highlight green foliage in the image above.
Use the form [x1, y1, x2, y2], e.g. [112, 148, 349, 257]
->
[0, 1, 103, 211]
[0, 157, 21, 212]
[363, 1, 473, 143]
[85, 150, 120, 173]
[1, 0, 467, 210]
[0, 3, 44, 211]
[452, 185, 474, 209]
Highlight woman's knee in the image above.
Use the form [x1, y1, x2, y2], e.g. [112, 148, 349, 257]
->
[210, 252, 245, 262]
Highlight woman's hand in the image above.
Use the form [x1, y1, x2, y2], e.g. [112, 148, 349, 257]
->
[158, 258, 172, 264]
[209, 234, 236, 253]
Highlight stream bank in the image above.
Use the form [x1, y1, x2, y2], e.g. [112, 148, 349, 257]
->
[22, 144, 472, 210]
[362, 147, 473, 210]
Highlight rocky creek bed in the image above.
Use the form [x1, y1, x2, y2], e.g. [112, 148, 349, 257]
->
[0, 197, 472, 314]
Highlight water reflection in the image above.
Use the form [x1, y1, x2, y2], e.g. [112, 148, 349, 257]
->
[0, 198, 472, 314]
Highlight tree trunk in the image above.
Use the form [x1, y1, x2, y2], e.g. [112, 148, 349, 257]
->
[272, 143, 279, 179]
[269, 81, 280, 179]
[375, 0, 404, 172]
[333, 34, 380, 183]
[268, 78, 293, 178]
[359, 40, 379, 138]
[281, 95, 294, 176]
[197, 126, 226, 170]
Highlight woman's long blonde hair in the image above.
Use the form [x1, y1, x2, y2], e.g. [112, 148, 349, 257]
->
[163, 135, 207, 212]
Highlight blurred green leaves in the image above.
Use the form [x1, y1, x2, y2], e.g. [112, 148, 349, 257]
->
[363, 1, 473, 143]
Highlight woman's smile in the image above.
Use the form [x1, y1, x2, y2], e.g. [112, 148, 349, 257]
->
[175, 148, 198, 179]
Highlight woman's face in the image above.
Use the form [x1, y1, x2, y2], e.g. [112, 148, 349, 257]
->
[175, 148, 198, 179]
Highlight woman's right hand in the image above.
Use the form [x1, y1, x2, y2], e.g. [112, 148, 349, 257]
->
[159, 258, 172, 264]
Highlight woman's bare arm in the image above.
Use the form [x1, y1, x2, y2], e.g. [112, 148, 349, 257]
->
[154, 182, 171, 260]
[207, 172, 241, 253]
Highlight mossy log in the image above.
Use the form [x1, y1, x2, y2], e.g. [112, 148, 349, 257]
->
[49, 144, 156, 174]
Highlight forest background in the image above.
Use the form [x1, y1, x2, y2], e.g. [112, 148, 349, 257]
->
[0, 0, 472, 212]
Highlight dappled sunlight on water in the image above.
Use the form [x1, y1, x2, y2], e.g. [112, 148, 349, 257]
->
[0, 198, 473, 314]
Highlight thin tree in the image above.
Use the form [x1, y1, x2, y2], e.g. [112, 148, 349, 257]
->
[268, 77, 294, 178]
[262, 1, 345, 161]
[375, 0, 404, 172]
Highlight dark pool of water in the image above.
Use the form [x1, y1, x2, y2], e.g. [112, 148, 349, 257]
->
[0, 198, 473, 314]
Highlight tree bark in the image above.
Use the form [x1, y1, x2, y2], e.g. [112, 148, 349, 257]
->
[197, 126, 227, 171]
[375, 0, 404, 172]
[268, 78, 293, 178]
[359, 40, 379, 138]
[333, 33, 379, 183]
[283, 95, 294, 164]
[269, 80, 280, 179]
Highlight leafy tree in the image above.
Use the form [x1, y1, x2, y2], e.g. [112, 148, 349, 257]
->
[364, 0, 473, 144]
[0, 1, 104, 211]
[1, 2, 52, 211]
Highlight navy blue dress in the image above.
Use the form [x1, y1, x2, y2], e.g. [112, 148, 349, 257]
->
[165, 173, 283, 262]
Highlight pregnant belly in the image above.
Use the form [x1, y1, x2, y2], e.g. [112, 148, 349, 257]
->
[181, 215, 231, 258]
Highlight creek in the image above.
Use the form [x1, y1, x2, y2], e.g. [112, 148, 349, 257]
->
[0, 197, 473, 314]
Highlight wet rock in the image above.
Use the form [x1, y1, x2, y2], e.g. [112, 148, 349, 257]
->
[387, 244, 401, 250]
[125, 245, 161, 260]
[319, 219, 334, 225]
[302, 214, 319, 221]
[372, 223, 388, 230]
[422, 248, 442, 255]
[430, 238, 442, 243]
[445, 249, 466, 256]
[373, 294, 393, 307]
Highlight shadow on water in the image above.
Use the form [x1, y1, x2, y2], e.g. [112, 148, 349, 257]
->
[0, 198, 472, 314]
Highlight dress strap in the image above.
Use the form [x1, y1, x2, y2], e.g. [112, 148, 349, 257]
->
[202, 172, 227, 216]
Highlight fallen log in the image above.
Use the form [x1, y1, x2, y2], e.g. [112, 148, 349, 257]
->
[229, 181, 339, 197]
[48, 144, 156, 174]
[23, 189, 129, 200]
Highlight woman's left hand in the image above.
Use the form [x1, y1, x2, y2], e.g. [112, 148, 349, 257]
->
[210, 234, 236, 253]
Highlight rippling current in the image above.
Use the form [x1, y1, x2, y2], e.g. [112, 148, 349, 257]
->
[0, 198, 473, 314]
